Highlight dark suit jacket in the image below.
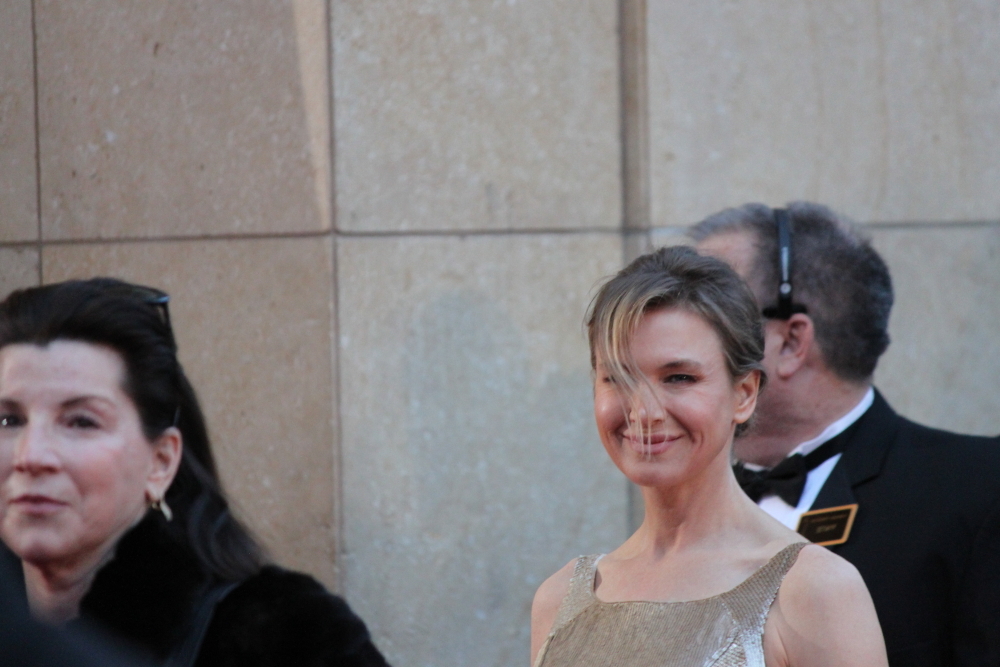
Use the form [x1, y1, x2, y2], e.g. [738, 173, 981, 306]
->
[810, 390, 1000, 667]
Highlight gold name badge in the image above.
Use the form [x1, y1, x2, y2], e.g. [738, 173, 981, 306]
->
[796, 504, 858, 546]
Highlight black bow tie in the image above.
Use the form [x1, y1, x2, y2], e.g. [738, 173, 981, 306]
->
[733, 424, 859, 506]
[734, 455, 809, 505]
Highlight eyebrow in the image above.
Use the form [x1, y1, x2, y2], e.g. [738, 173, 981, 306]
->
[0, 394, 116, 407]
[0, 396, 116, 408]
[61, 395, 116, 410]
[657, 359, 703, 372]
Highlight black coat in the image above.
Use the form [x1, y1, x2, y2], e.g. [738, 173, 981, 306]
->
[810, 391, 1000, 667]
[10, 517, 389, 667]
[0, 549, 143, 667]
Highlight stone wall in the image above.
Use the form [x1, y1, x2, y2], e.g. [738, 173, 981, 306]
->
[642, 0, 1000, 438]
[0, 2, 997, 665]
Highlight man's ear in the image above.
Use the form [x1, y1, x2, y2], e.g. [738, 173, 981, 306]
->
[145, 426, 183, 504]
[771, 313, 815, 380]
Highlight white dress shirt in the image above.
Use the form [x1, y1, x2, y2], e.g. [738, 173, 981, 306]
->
[755, 388, 874, 530]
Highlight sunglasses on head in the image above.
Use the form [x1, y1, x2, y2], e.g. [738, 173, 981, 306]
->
[103, 283, 177, 350]
[760, 208, 809, 320]
[118, 283, 181, 426]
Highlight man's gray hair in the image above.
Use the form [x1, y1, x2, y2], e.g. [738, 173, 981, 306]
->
[689, 201, 893, 382]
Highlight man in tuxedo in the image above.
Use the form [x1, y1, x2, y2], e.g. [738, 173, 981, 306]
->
[690, 202, 1000, 667]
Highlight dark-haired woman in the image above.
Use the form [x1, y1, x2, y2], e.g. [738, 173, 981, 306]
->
[0, 278, 388, 667]
[530, 247, 887, 667]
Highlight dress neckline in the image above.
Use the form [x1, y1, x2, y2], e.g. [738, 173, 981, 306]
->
[589, 542, 808, 606]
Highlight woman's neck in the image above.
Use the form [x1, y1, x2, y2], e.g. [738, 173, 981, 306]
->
[22, 550, 111, 624]
[629, 461, 762, 557]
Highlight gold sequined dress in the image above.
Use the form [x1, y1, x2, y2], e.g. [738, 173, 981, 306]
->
[534, 542, 808, 667]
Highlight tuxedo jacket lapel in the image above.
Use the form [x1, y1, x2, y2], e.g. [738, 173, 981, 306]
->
[810, 458, 857, 509]
[807, 390, 901, 551]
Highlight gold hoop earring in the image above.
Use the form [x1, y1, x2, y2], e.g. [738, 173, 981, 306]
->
[151, 497, 173, 522]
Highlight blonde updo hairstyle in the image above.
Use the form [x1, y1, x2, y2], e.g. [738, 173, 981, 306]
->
[586, 245, 767, 437]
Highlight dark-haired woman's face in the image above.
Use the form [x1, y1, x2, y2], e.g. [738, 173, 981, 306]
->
[0, 341, 178, 572]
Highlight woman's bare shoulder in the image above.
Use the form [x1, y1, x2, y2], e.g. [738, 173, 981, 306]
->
[766, 545, 888, 667]
[782, 543, 868, 598]
[532, 558, 577, 625]
[530, 558, 578, 665]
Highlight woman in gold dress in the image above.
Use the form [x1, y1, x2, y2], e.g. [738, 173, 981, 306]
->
[531, 247, 887, 667]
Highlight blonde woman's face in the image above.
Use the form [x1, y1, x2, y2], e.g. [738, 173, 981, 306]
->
[592, 308, 758, 489]
[0, 341, 158, 572]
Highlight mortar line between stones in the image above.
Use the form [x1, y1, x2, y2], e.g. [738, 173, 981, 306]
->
[330, 235, 345, 596]
[861, 219, 1000, 230]
[334, 227, 624, 238]
[2, 219, 999, 253]
[30, 0, 43, 284]
[3, 219, 998, 253]
[324, 0, 347, 596]
[619, 0, 650, 238]
[645, 220, 1000, 235]
[0, 227, 629, 249]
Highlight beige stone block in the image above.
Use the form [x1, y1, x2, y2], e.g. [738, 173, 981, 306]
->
[648, 0, 1000, 226]
[871, 225, 1000, 436]
[333, 1, 621, 232]
[43, 237, 339, 586]
[877, 0, 1000, 221]
[36, 0, 331, 240]
[0, 0, 38, 242]
[0, 246, 39, 298]
[648, 1, 883, 227]
[338, 233, 628, 665]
